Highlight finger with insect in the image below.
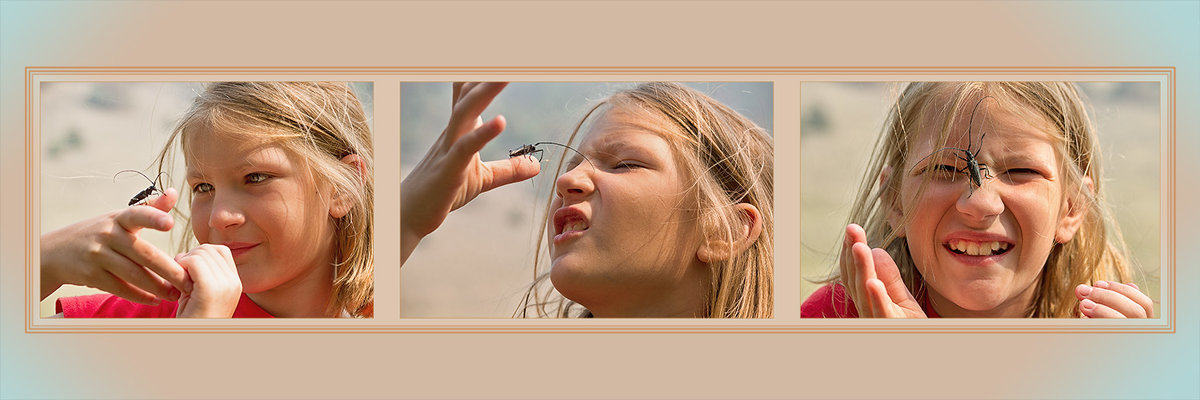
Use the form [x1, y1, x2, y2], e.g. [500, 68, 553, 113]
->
[907, 96, 995, 198]
[114, 169, 169, 206]
[509, 141, 596, 169]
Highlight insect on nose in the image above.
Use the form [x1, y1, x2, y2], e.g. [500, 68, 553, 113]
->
[555, 164, 594, 201]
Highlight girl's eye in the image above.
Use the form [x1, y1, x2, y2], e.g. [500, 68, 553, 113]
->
[245, 172, 271, 184]
[1000, 168, 1043, 183]
[1006, 168, 1040, 175]
[929, 164, 961, 180]
[614, 161, 643, 170]
[192, 182, 214, 193]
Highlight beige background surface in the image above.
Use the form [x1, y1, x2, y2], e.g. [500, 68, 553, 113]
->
[2, 1, 1195, 399]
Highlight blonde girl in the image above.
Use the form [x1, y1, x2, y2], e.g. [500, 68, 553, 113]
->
[41, 82, 373, 318]
[402, 82, 773, 318]
[802, 81, 1151, 318]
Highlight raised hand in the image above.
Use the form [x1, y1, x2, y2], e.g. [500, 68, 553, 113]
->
[401, 82, 541, 264]
[174, 244, 241, 318]
[1075, 280, 1154, 318]
[839, 224, 926, 318]
[41, 188, 191, 305]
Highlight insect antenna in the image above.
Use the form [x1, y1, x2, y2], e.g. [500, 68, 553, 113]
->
[114, 169, 167, 206]
[509, 141, 596, 169]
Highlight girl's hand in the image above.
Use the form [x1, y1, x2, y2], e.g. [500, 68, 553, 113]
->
[174, 244, 241, 318]
[1075, 281, 1154, 318]
[400, 82, 540, 264]
[40, 188, 192, 304]
[839, 224, 926, 318]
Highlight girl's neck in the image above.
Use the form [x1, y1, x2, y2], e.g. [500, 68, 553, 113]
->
[246, 262, 337, 318]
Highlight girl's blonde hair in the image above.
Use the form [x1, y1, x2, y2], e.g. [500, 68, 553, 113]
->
[156, 82, 374, 317]
[520, 82, 774, 318]
[833, 81, 1131, 317]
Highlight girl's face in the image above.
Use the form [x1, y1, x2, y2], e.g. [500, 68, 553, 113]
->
[185, 130, 337, 297]
[895, 96, 1084, 317]
[548, 107, 710, 317]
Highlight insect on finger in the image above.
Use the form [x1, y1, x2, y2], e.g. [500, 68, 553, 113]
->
[509, 142, 595, 169]
[115, 169, 168, 206]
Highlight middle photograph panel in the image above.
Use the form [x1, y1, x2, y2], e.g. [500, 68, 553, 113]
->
[400, 82, 774, 318]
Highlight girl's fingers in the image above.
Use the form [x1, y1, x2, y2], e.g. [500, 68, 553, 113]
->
[451, 82, 465, 106]
[447, 82, 508, 141]
[865, 278, 892, 318]
[93, 270, 160, 305]
[452, 115, 507, 163]
[1082, 281, 1153, 318]
[480, 150, 542, 192]
[1098, 281, 1154, 318]
[850, 242, 877, 317]
[1079, 298, 1125, 318]
[114, 206, 174, 233]
[871, 248, 918, 307]
[145, 187, 179, 214]
[839, 224, 867, 298]
[101, 250, 177, 301]
[125, 237, 191, 293]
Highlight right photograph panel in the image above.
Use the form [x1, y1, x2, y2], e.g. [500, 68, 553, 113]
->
[800, 82, 1160, 318]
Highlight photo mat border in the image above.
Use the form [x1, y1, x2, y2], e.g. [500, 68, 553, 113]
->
[25, 66, 1175, 334]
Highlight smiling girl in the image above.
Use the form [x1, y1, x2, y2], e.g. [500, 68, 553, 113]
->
[402, 82, 773, 318]
[801, 82, 1152, 318]
[41, 82, 374, 318]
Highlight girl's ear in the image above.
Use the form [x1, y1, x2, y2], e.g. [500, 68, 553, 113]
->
[330, 154, 366, 219]
[697, 203, 763, 263]
[1055, 175, 1094, 243]
[880, 166, 905, 237]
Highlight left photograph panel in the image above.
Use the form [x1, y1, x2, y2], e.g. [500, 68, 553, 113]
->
[39, 82, 375, 318]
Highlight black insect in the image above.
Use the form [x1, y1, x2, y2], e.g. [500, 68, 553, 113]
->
[114, 169, 166, 206]
[509, 141, 594, 168]
[909, 96, 995, 198]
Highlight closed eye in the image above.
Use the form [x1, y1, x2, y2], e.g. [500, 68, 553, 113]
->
[615, 161, 643, 170]
[928, 164, 962, 180]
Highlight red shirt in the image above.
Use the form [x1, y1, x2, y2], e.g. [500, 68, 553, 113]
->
[801, 282, 940, 318]
[56, 293, 274, 318]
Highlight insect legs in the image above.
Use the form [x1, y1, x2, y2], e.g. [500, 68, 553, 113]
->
[508, 141, 595, 168]
[908, 96, 995, 198]
[114, 169, 166, 206]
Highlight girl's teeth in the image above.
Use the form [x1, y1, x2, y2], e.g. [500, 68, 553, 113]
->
[565, 221, 588, 233]
[950, 240, 1010, 256]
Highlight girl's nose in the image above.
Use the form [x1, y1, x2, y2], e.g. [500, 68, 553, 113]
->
[555, 164, 594, 202]
[208, 193, 245, 231]
[955, 181, 1005, 222]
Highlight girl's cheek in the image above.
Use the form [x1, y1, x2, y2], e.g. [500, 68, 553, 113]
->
[190, 203, 210, 243]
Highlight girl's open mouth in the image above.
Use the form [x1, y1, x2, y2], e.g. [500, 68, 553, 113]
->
[944, 239, 1011, 257]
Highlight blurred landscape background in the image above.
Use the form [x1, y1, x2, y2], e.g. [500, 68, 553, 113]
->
[401, 82, 773, 317]
[38, 82, 373, 316]
[800, 82, 1161, 315]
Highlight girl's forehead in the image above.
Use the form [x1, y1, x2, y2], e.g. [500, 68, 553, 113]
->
[913, 95, 1057, 149]
[580, 107, 676, 147]
[184, 128, 293, 172]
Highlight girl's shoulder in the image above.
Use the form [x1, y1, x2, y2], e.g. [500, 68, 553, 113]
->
[56, 294, 178, 318]
[801, 282, 859, 318]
